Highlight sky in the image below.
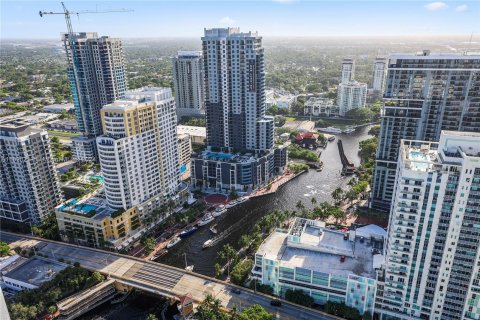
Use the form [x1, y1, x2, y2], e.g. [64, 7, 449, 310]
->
[1, 0, 479, 39]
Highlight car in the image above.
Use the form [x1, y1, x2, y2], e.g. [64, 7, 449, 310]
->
[270, 299, 282, 307]
[231, 287, 241, 294]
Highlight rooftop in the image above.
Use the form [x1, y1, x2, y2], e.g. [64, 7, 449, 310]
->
[4, 257, 67, 287]
[196, 150, 264, 164]
[257, 218, 385, 278]
[56, 193, 116, 220]
[389, 51, 480, 60]
[177, 125, 207, 137]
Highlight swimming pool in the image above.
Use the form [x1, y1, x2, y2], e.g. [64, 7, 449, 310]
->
[75, 203, 97, 213]
[89, 175, 105, 184]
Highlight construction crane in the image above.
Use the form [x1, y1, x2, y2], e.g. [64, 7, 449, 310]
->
[39, 2, 132, 136]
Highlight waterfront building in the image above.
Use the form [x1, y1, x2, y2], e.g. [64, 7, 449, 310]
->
[372, 57, 387, 94]
[172, 51, 205, 118]
[303, 97, 338, 117]
[376, 131, 480, 320]
[0, 122, 63, 225]
[97, 87, 179, 209]
[177, 125, 207, 145]
[191, 28, 287, 193]
[337, 81, 367, 116]
[341, 58, 355, 84]
[62, 32, 127, 161]
[178, 133, 192, 181]
[252, 218, 385, 315]
[370, 51, 480, 211]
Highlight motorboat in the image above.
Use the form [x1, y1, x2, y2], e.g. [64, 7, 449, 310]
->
[197, 214, 214, 226]
[343, 127, 356, 134]
[203, 239, 214, 249]
[151, 249, 168, 260]
[212, 205, 226, 217]
[179, 226, 198, 238]
[185, 265, 194, 272]
[166, 237, 181, 249]
[327, 136, 336, 142]
[225, 200, 238, 209]
[236, 196, 249, 204]
[318, 126, 342, 134]
[210, 224, 218, 234]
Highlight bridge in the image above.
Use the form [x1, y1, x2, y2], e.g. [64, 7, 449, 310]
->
[0, 231, 338, 320]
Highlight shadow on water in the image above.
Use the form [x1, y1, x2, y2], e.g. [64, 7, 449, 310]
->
[159, 125, 373, 277]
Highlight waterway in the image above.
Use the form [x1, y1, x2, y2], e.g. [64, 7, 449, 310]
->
[77, 125, 372, 320]
[160, 125, 373, 277]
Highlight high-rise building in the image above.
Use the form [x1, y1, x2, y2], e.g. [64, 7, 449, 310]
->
[191, 28, 286, 192]
[172, 51, 205, 118]
[372, 57, 387, 93]
[0, 122, 63, 224]
[337, 82, 367, 116]
[202, 27, 273, 152]
[97, 87, 179, 209]
[62, 32, 127, 161]
[341, 58, 355, 84]
[371, 51, 480, 211]
[376, 131, 480, 320]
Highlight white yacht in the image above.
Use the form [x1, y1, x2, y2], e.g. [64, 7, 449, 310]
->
[225, 200, 238, 209]
[212, 205, 226, 217]
[236, 196, 249, 204]
[166, 237, 181, 249]
[197, 213, 214, 226]
[318, 126, 342, 134]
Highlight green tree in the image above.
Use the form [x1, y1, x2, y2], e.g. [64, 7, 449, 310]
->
[238, 304, 274, 320]
[217, 244, 239, 277]
[146, 314, 158, 320]
[142, 237, 157, 255]
[195, 294, 229, 320]
[284, 289, 314, 307]
[230, 259, 253, 286]
[331, 187, 344, 205]
[0, 242, 10, 257]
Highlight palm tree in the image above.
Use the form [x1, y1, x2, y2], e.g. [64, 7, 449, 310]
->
[331, 187, 344, 205]
[311, 197, 317, 205]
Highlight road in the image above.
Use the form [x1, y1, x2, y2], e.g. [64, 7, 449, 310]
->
[0, 231, 338, 320]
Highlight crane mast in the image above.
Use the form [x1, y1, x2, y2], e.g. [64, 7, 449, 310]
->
[39, 2, 132, 136]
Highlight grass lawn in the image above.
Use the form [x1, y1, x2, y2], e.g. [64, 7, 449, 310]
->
[48, 130, 80, 138]
[285, 116, 297, 121]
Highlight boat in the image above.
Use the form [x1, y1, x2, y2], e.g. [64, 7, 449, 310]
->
[343, 127, 356, 134]
[327, 136, 336, 142]
[179, 226, 198, 238]
[202, 239, 214, 249]
[212, 205, 226, 217]
[210, 224, 218, 234]
[318, 126, 342, 134]
[197, 214, 214, 226]
[151, 249, 168, 260]
[185, 265, 194, 272]
[166, 237, 181, 249]
[225, 200, 238, 209]
[236, 196, 249, 204]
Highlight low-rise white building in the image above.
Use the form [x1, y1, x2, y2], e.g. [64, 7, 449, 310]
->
[304, 97, 339, 117]
[177, 125, 206, 145]
[253, 218, 385, 315]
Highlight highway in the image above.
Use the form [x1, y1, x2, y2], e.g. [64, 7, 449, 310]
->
[0, 231, 339, 320]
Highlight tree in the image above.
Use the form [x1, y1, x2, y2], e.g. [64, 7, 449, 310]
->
[142, 237, 157, 255]
[195, 294, 229, 320]
[0, 242, 10, 257]
[331, 187, 344, 205]
[368, 125, 380, 137]
[325, 301, 362, 320]
[217, 244, 239, 277]
[238, 304, 274, 320]
[230, 259, 253, 285]
[310, 197, 317, 205]
[284, 289, 314, 307]
[146, 314, 158, 320]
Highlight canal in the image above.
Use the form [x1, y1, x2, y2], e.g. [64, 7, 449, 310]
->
[77, 125, 372, 320]
[159, 125, 373, 276]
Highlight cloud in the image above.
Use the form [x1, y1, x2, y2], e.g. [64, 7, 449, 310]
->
[219, 16, 236, 25]
[455, 4, 468, 12]
[424, 2, 448, 11]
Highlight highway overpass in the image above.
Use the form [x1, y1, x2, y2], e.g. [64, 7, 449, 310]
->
[0, 231, 338, 320]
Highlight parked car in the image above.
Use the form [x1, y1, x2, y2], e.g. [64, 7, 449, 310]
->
[270, 299, 282, 307]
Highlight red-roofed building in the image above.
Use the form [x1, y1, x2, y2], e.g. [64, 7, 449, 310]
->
[177, 292, 194, 318]
[294, 132, 320, 149]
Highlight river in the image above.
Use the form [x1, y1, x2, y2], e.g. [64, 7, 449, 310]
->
[78, 125, 372, 319]
[159, 125, 373, 276]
